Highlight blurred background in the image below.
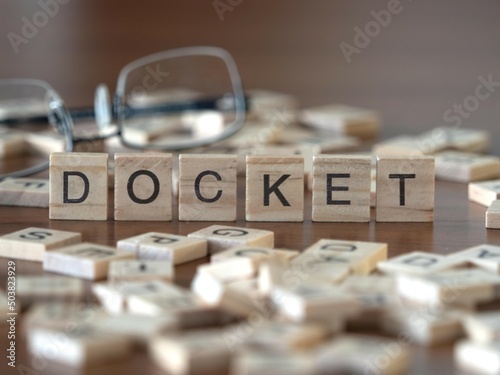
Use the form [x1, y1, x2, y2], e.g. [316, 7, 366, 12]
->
[1, 0, 500, 142]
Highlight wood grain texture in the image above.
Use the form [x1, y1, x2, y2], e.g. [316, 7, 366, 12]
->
[246, 155, 304, 222]
[312, 155, 371, 222]
[114, 153, 172, 221]
[178, 154, 237, 222]
[376, 156, 435, 222]
[49, 152, 109, 220]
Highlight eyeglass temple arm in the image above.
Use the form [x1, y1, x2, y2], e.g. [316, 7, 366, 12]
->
[0, 96, 250, 125]
[116, 95, 249, 119]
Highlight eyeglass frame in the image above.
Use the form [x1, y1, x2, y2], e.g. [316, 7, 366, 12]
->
[0, 46, 246, 180]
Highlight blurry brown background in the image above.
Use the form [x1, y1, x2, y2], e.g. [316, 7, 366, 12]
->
[1, 0, 500, 144]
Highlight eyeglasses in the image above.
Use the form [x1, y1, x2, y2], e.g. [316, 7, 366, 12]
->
[0, 46, 246, 180]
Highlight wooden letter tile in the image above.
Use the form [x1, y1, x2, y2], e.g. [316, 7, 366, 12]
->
[435, 151, 500, 182]
[382, 307, 464, 345]
[246, 155, 304, 222]
[150, 330, 231, 375]
[376, 156, 435, 222]
[396, 268, 500, 306]
[487, 200, 500, 229]
[108, 260, 174, 282]
[44, 242, 135, 280]
[0, 178, 49, 207]
[179, 154, 237, 221]
[127, 284, 224, 328]
[377, 251, 463, 275]
[316, 335, 411, 375]
[231, 351, 316, 375]
[300, 104, 380, 139]
[469, 179, 500, 207]
[117, 232, 207, 265]
[463, 312, 500, 343]
[17, 276, 83, 306]
[188, 225, 274, 254]
[0, 131, 25, 159]
[455, 340, 500, 375]
[451, 244, 500, 273]
[312, 155, 371, 222]
[303, 239, 388, 275]
[92, 280, 176, 315]
[211, 246, 298, 266]
[114, 153, 172, 221]
[27, 326, 132, 367]
[0, 227, 81, 262]
[49, 152, 108, 220]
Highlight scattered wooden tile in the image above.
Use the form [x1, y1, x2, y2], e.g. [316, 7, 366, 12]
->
[312, 155, 371, 222]
[301, 104, 380, 139]
[108, 260, 174, 282]
[376, 156, 435, 222]
[184, 110, 227, 138]
[114, 153, 172, 221]
[0, 227, 81, 262]
[304, 239, 388, 275]
[451, 244, 500, 273]
[16, 276, 83, 306]
[92, 280, 177, 315]
[487, 201, 500, 229]
[44, 243, 135, 280]
[178, 154, 237, 221]
[121, 117, 183, 144]
[396, 268, 500, 306]
[127, 285, 226, 328]
[25, 130, 65, 154]
[27, 326, 132, 367]
[49, 152, 108, 220]
[429, 127, 490, 153]
[258, 257, 287, 296]
[315, 335, 411, 375]
[296, 134, 360, 153]
[0, 178, 49, 207]
[92, 313, 178, 346]
[150, 330, 232, 375]
[340, 275, 398, 329]
[0, 131, 26, 159]
[246, 155, 304, 222]
[22, 302, 105, 334]
[435, 151, 500, 183]
[246, 89, 298, 122]
[373, 135, 435, 156]
[271, 280, 359, 324]
[188, 225, 274, 254]
[382, 307, 465, 345]
[463, 312, 500, 343]
[469, 179, 500, 207]
[455, 340, 500, 375]
[377, 251, 463, 275]
[231, 320, 327, 352]
[198, 258, 257, 283]
[192, 265, 262, 317]
[226, 278, 264, 303]
[288, 251, 350, 284]
[117, 232, 207, 264]
[211, 246, 298, 266]
[231, 350, 317, 375]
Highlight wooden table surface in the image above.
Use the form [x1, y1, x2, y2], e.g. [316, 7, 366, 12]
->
[2, 1, 500, 374]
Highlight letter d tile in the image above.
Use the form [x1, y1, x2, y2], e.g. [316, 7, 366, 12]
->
[50, 152, 108, 220]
